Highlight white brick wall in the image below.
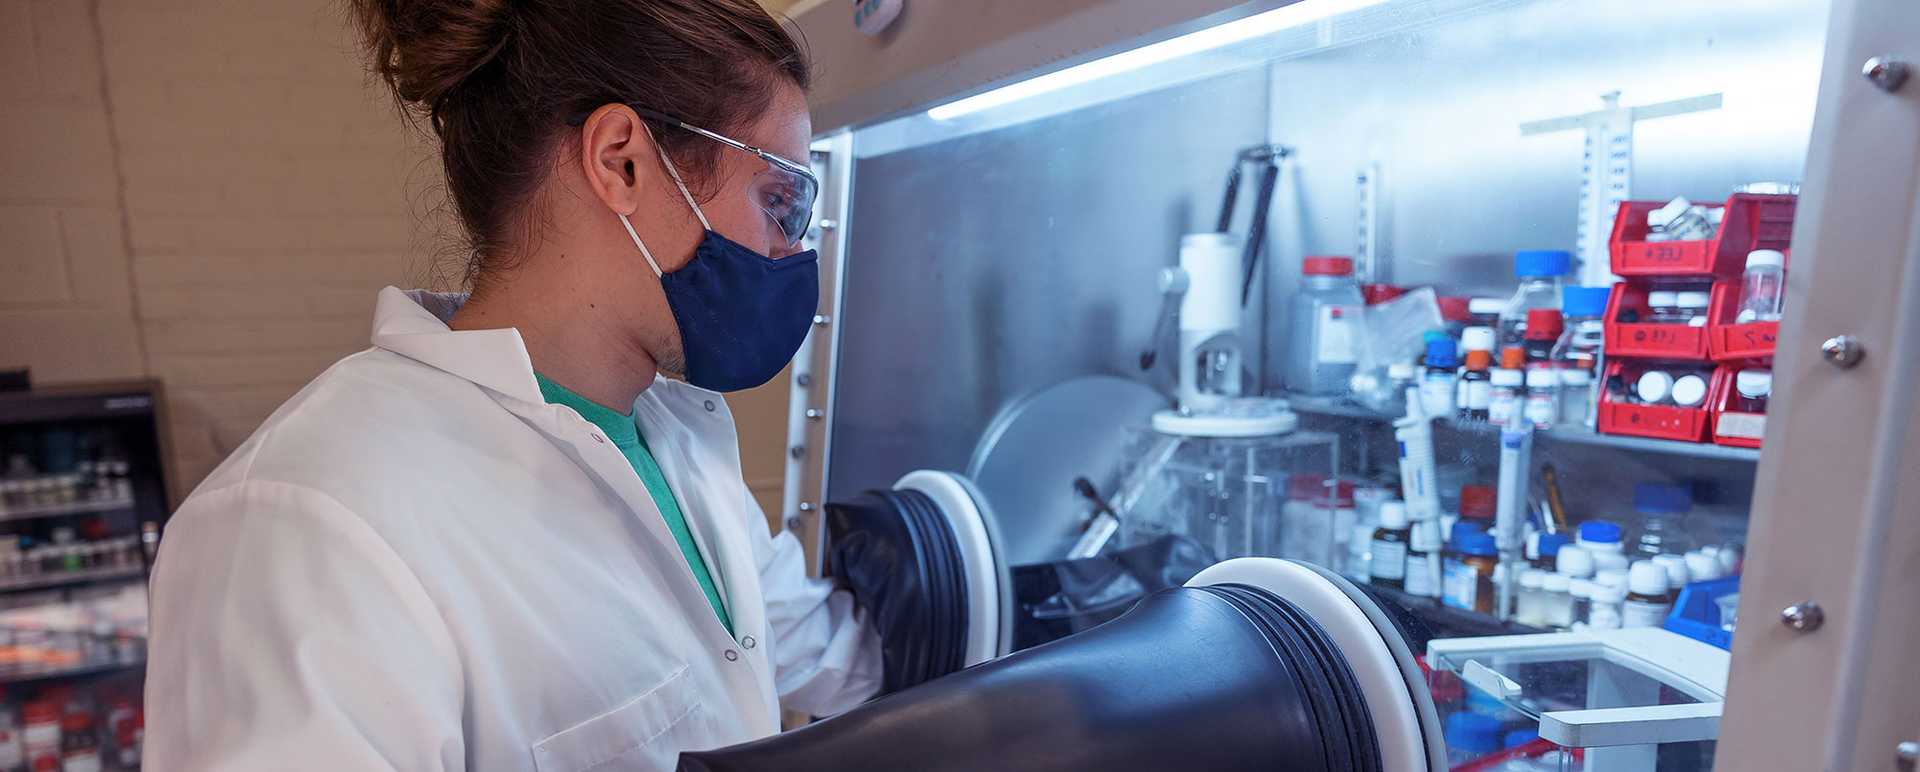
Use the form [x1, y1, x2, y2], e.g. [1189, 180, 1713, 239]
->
[1, 0, 793, 519]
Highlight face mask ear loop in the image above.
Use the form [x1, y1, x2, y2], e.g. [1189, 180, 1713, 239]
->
[619, 213, 664, 278]
[641, 122, 713, 232]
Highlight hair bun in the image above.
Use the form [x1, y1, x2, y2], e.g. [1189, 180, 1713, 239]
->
[349, 0, 513, 111]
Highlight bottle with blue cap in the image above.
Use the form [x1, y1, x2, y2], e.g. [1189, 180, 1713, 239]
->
[1420, 337, 1459, 417]
[1576, 520, 1624, 555]
[1551, 285, 1611, 428]
[1499, 249, 1573, 347]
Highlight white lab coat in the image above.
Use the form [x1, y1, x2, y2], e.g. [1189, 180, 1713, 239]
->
[144, 287, 882, 771]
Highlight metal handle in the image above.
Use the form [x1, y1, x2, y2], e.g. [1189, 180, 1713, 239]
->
[1821, 335, 1864, 368]
[1780, 601, 1825, 632]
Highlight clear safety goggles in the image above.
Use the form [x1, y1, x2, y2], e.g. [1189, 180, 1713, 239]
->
[569, 105, 819, 249]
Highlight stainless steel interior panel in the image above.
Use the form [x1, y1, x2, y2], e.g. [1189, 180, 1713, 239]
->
[827, 70, 1272, 500]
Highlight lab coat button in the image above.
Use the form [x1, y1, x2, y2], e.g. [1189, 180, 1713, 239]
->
[703, 400, 716, 412]
[724, 649, 740, 662]
[741, 635, 756, 649]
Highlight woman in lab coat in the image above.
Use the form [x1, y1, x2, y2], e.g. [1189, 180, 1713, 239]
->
[143, 1, 882, 769]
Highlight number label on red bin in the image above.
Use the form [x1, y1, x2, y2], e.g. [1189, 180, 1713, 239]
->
[1632, 326, 1689, 345]
[1738, 328, 1776, 347]
[1643, 244, 1686, 264]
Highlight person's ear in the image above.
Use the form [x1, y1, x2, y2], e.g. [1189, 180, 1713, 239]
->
[578, 104, 655, 217]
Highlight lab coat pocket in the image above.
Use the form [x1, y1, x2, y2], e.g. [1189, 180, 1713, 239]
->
[532, 665, 710, 772]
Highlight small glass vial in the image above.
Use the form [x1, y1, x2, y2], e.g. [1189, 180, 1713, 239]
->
[1515, 569, 1545, 626]
[1589, 584, 1626, 630]
[1368, 501, 1410, 590]
[1457, 348, 1494, 422]
[1737, 249, 1786, 323]
[1671, 373, 1710, 409]
[1647, 290, 1685, 324]
[1622, 560, 1675, 628]
[1524, 368, 1558, 429]
[1488, 349, 1526, 426]
[1734, 370, 1773, 413]
[1635, 370, 1674, 405]
[1676, 290, 1711, 327]
[1540, 572, 1574, 629]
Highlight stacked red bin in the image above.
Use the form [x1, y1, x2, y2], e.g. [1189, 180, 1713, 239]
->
[1600, 193, 1795, 445]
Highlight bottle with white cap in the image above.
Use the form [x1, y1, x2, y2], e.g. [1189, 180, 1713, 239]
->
[1647, 290, 1685, 324]
[1676, 290, 1711, 327]
[1589, 583, 1626, 630]
[1524, 368, 1558, 429]
[1368, 501, 1410, 590]
[1636, 369, 1675, 405]
[1516, 569, 1546, 626]
[1671, 372, 1710, 409]
[1403, 519, 1442, 599]
[1737, 249, 1786, 323]
[1717, 544, 1742, 575]
[1540, 573, 1574, 629]
[1568, 578, 1595, 629]
[1685, 551, 1720, 582]
[1595, 567, 1630, 592]
[1555, 544, 1595, 579]
[1653, 554, 1692, 591]
[1622, 560, 1675, 627]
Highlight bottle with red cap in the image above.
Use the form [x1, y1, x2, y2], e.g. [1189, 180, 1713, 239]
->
[1286, 256, 1365, 396]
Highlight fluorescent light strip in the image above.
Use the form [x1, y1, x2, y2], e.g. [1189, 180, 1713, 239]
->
[927, 0, 1387, 121]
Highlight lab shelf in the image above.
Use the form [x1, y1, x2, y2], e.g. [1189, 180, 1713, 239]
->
[0, 496, 137, 524]
[1367, 584, 1545, 640]
[0, 566, 145, 595]
[1286, 395, 1762, 463]
[0, 656, 144, 687]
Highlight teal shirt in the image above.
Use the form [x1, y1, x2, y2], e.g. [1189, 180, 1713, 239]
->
[536, 374, 733, 635]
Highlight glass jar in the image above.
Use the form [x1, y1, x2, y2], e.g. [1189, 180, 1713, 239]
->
[1285, 256, 1364, 395]
[1737, 249, 1786, 323]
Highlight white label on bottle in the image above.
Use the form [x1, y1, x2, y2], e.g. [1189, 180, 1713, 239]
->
[1525, 394, 1556, 428]
[1465, 380, 1492, 410]
[1488, 389, 1520, 425]
[1369, 540, 1407, 580]
[64, 751, 102, 772]
[1622, 598, 1672, 628]
[1405, 552, 1437, 596]
[1420, 374, 1455, 416]
[1443, 560, 1479, 610]
[1316, 305, 1360, 365]
[1717, 412, 1767, 440]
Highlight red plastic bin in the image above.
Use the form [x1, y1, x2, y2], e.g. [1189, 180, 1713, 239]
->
[1609, 193, 1797, 278]
[1706, 266, 1787, 362]
[1596, 360, 1714, 443]
[1603, 281, 1713, 362]
[1710, 365, 1768, 449]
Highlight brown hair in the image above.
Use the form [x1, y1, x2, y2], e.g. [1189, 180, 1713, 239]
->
[348, 0, 811, 285]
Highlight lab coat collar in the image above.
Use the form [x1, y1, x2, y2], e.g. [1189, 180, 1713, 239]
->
[369, 286, 547, 406]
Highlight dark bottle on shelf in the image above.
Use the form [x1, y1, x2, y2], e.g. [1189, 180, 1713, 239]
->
[1367, 502, 1411, 591]
[1457, 348, 1493, 421]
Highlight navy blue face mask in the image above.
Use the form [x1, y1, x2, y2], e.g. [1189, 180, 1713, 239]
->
[620, 142, 819, 393]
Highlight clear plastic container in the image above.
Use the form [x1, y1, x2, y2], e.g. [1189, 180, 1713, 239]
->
[1523, 368, 1558, 429]
[1497, 250, 1571, 347]
[1286, 256, 1365, 395]
[1737, 249, 1786, 323]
